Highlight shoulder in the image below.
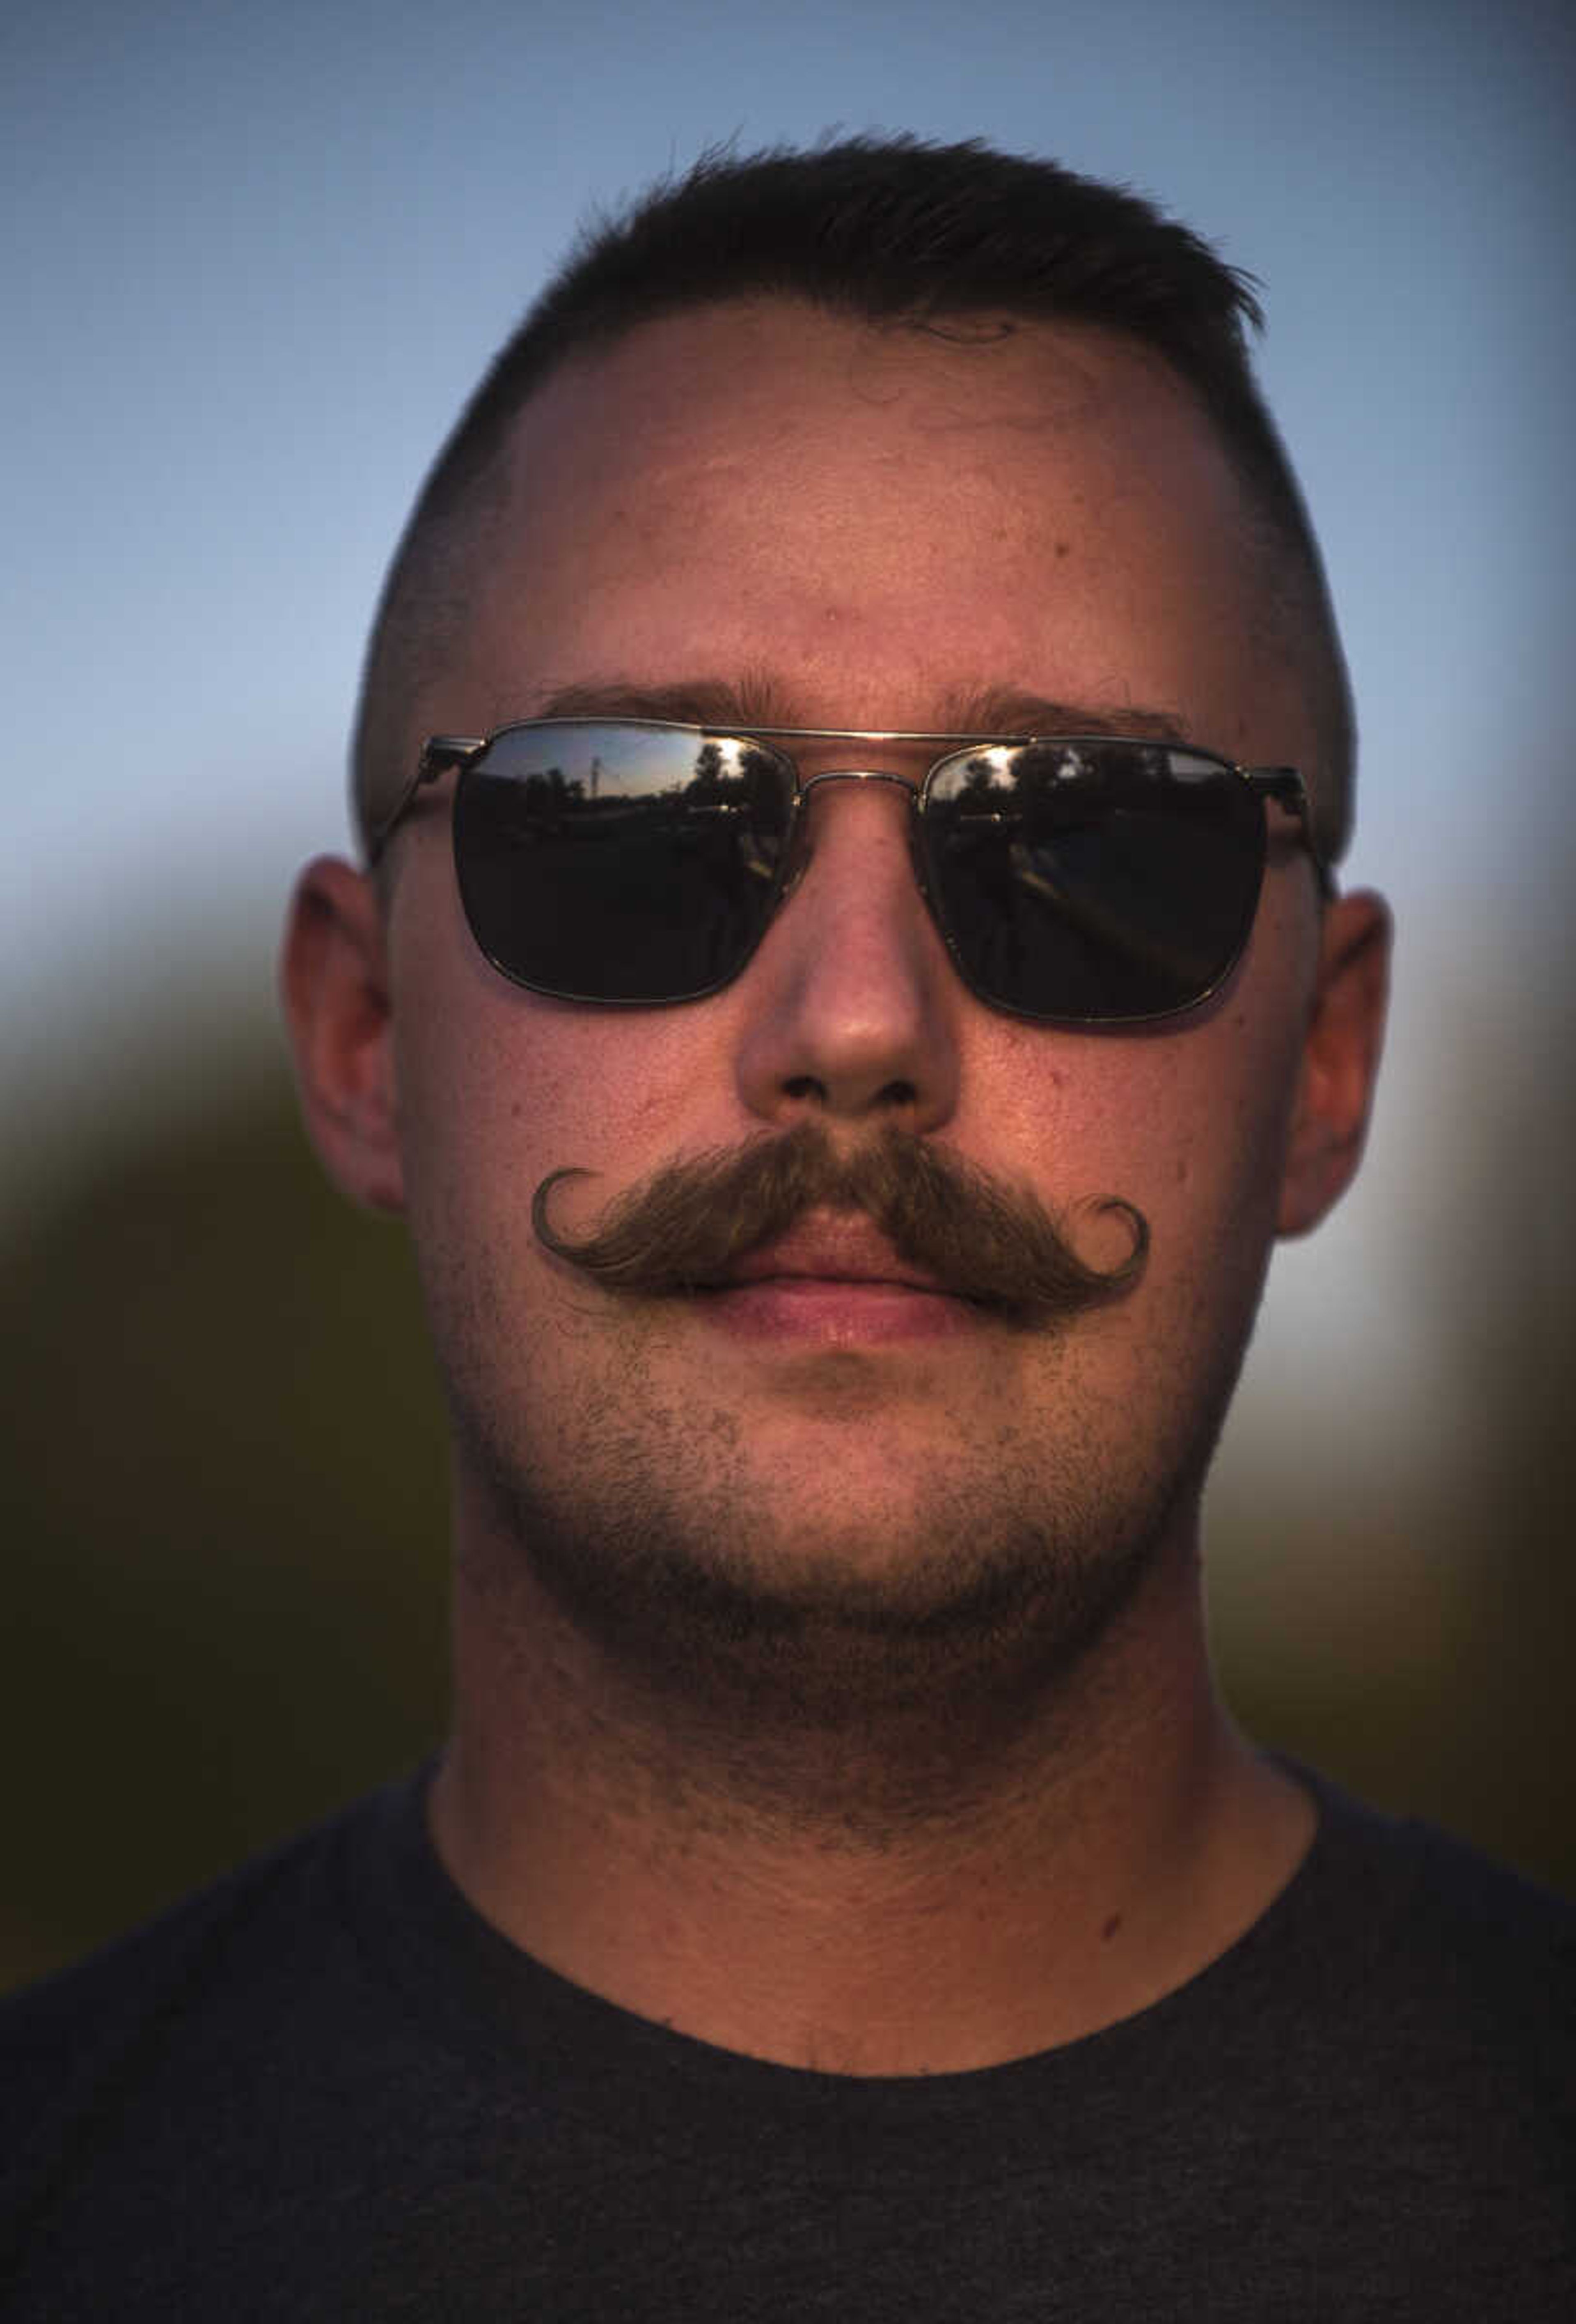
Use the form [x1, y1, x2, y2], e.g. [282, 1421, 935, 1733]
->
[1306, 1769, 1576, 1970]
[5, 1787, 366, 2020]
[1395, 1806, 1576, 2053]
[1280, 1769, 1576, 2103]
[0, 1782, 403, 2199]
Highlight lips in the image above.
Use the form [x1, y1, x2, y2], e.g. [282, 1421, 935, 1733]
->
[717, 1214, 956, 1298]
[696, 1213, 986, 1346]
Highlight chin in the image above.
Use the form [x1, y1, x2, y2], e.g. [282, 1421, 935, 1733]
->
[460, 1401, 1191, 1726]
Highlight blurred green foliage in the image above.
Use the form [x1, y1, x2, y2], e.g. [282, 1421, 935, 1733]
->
[2, 1050, 450, 1990]
[3, 1030, 1572, 1993]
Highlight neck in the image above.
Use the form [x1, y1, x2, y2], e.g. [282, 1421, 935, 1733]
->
[428, 1494, 1312, 2074]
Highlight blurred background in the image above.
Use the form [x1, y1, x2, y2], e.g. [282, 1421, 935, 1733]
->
[4, 0, 1574, 1992]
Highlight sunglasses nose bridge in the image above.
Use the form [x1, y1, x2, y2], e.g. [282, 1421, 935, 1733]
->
[779, 765, 930, 909]
[796, 766, 922, 803]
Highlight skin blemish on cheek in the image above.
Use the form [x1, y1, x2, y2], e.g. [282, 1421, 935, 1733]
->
[1054, 540, 1070, 559]
[1101, 1913, 1122, 1943]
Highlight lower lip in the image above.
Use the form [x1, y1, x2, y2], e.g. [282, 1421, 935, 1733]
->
[695, 1278, 988, 1345]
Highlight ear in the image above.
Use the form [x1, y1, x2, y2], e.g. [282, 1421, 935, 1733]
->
[279, 856, 405, 1214]
[1277, 888, 1391, 1238]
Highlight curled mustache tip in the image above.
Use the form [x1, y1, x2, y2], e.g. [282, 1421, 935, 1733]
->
[531, 1166, 595, 1249]
[1083, 1197, 1150, 1285]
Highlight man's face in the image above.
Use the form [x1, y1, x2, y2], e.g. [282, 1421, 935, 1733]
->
[327, 301, 1375, 1695]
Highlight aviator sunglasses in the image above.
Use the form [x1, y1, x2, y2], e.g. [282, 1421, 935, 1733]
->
[369, 718, 1326, 1027]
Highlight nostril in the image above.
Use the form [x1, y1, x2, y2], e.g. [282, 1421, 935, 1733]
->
[779, 1072, 918, 1113]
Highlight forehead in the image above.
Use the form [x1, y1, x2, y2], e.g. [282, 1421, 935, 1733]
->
[444, 299, 1299, 760]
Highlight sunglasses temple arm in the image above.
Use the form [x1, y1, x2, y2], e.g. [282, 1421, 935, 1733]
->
[364, 736, 486, 867]
[1252, 766, 1333, 899]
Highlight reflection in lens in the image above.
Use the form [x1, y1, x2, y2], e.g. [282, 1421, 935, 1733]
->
[925, 741, 1264, 1021]
[454, 722, 795, 1002]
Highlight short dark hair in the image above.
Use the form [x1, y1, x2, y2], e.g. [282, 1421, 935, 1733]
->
[353, 135, 1354, 860]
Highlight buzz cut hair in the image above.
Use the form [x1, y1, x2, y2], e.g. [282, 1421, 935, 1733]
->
[352, 135, 1354, 863]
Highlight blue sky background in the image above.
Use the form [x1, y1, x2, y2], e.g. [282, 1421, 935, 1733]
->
[4, 0, 1574, 1555]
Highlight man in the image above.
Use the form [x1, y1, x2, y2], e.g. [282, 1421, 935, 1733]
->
[3, 138, 1570, 2316]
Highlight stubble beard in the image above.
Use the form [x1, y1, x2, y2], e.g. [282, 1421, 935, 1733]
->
[446, 1319, 1226, 1833]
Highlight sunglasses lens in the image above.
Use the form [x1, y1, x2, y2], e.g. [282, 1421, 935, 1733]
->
[454, 723, 795, 1002]
[449, 725, 1272, 1021]
[923, 741, 1266, 1023]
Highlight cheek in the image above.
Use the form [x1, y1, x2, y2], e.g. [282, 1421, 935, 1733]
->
[1151, 1030, 1297, 1255]
[384, 853, 736, 1273]
[981, 922, 1312, 1315]
[988, 1008, 1299, 1223]
[386, 845, 602, 1180]
[1143, 886, 1318, 1238]
[1071, 1007, 1308, 1462]
[1122, 1008, 1311, 1347]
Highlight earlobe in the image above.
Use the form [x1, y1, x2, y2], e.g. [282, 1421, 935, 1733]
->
[279, 856, 406, 1214]
[1277, 889, 1392, 1238]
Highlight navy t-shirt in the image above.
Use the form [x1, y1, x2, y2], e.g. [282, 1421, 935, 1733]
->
[2, 1765, 1572, 2318]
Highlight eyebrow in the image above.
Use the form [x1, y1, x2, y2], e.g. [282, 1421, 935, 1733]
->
[525, 675, 1193, 743]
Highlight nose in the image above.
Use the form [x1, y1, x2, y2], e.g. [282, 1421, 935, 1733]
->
[731, 773, 963, 1132]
